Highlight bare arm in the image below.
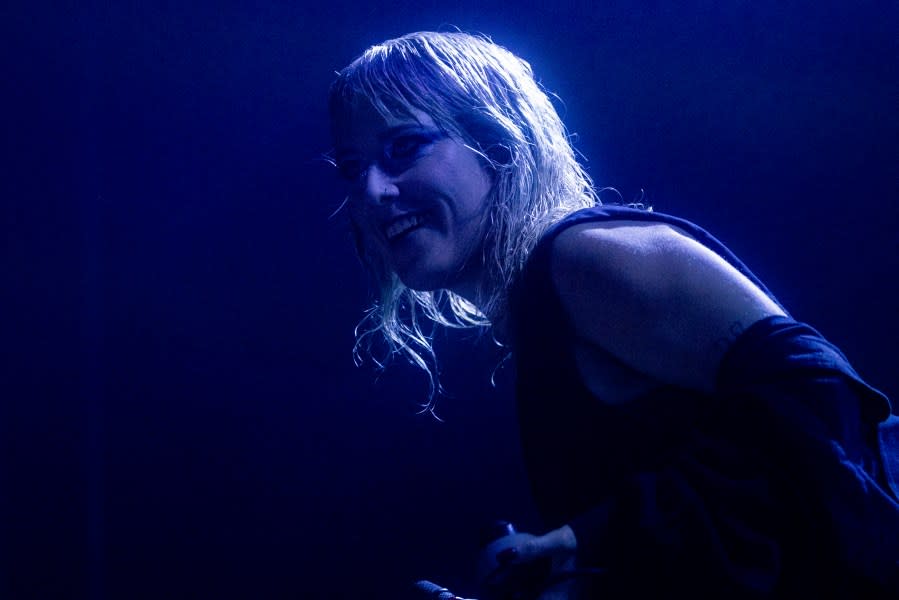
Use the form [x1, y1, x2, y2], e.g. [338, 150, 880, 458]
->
[550, 220, 786, 393]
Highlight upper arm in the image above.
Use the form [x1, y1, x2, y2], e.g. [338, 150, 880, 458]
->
[550, 220, 786, 392]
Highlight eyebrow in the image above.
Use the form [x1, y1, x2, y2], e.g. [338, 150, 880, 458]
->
[334, 124, 439, 158]
[376, 124, 435, 142]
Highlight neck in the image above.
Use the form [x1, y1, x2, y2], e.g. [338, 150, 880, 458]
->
[446, 258, 503, 321]
[449, 280, 487, 315]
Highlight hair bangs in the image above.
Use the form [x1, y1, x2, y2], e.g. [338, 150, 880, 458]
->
[330, 38, 474, 139]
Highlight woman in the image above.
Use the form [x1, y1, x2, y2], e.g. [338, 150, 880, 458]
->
[328, 31, 899, 598]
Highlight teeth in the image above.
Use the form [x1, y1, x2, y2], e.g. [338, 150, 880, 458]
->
[386, 214, 424, 240]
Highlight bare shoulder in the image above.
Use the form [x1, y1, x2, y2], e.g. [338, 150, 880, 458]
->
[551, 220, 684, 291]
[550, 219, 785, 392]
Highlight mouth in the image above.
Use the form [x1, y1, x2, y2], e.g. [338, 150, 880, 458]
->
[384, 213, 427, 242]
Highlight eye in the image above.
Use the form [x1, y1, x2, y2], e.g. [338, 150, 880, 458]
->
[382, 131, 446, 172]
[385, 134, 429, 160]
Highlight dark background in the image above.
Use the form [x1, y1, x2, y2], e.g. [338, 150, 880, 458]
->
[3, 1, 896, 598]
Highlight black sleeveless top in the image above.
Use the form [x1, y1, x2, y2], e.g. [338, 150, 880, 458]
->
[509, 206, 899, 597]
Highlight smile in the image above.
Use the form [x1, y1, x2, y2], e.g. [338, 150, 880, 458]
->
[385, 213, 426, 241]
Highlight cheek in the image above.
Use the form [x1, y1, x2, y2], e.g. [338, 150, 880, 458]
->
[346, 197, 366, 224]
[453, 154, 495, 214]
[458, 172, 494, 219]
[347, 198, 376, 233]
[348, 203, 385, 261]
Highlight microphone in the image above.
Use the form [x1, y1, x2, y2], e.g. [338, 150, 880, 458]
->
[413, 579, 465, 599]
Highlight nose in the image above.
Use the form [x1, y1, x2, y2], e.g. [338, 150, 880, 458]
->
[361, 163, 400, 206]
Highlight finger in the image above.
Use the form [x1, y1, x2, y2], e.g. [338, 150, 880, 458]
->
[496, 526, 576, 565]
[547, 525, 577, 554]
[496, 536, 547, 564]
[496, 546, 520, 564]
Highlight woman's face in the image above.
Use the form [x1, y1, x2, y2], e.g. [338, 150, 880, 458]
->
[332, 102, 493, 296]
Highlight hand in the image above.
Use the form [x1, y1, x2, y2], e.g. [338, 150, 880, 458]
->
[495, 525, 577, 571]
[478, 525, 579, 600]
[493, 526, 582, 600]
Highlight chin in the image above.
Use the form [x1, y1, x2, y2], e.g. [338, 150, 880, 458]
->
[391, 249, 485, 295]
[394, 259, 464, 292]
[396, 270, 448, 292]
[397, 263, 483, 299]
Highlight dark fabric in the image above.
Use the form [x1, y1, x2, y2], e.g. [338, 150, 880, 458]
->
[509, 206, 899, 597]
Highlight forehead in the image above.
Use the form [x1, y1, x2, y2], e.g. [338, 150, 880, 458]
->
[332, 101, 438, 155]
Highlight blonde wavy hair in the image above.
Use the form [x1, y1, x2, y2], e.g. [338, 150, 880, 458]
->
[328, 31, 597, 405]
